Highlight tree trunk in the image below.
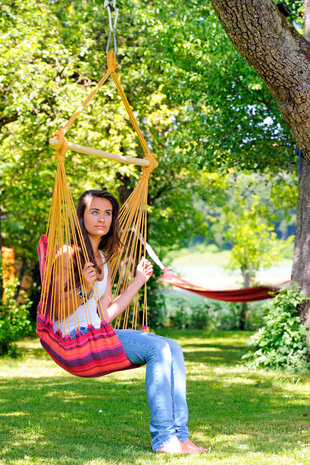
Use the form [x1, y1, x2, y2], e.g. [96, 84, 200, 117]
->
[211, 0, 310, 322]
[211, 0, 310, 157]
[240, 270, 250, 330]
[291, 154, 310, 343]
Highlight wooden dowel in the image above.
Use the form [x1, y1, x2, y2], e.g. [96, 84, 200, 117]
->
[49, 138, 151, 167]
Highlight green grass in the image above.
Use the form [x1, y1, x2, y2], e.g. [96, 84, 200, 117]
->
[1, 330, 310, 465]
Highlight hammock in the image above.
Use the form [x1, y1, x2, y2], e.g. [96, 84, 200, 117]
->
[160, 268, 281, 302]
[145, 243, 285, 303]
[36, 51, 157, 378]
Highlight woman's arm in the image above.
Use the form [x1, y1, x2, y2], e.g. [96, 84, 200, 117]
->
[98, 258, 153, 324]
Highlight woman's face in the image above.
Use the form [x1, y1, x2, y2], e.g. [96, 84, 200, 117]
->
[83, 196, 113, 238]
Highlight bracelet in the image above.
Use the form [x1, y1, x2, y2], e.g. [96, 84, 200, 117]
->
[77, 285, 89, 299]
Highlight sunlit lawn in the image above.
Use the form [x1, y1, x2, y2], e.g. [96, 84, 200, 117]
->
[0, 329, 310, 465]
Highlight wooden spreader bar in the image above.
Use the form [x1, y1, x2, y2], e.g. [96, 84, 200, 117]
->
[49, 138, 151, 167]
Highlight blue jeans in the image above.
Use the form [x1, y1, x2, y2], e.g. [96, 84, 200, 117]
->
[115, 329, 189, 451]
[69, 327, 88, 339]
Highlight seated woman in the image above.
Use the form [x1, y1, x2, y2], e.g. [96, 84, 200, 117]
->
[53, 189, 206, 454]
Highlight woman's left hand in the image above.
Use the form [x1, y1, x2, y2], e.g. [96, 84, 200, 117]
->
[136, 257, 153, 284]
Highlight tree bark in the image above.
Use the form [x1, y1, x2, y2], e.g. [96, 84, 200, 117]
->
[211, 0, 310, 158]
[291, 155, 310, 294]
[211, 0, 310, 319]
[291, 154, 310, 343]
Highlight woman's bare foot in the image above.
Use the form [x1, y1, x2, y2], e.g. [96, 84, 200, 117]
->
[156, 436, 202, 454]
[182, 439, 208, 453]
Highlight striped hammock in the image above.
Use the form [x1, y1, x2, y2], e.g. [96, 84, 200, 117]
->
[37, 235, 136, 377]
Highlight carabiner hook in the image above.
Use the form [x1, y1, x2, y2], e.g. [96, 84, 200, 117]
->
[105, 0, 119, 55]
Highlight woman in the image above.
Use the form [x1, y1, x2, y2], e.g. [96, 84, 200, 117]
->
[54, 189, 206, 454]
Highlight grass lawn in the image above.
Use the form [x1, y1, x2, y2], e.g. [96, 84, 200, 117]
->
[0, 329, 310, 465]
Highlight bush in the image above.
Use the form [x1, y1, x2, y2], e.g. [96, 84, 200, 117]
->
[243, 285, 310, 373]
[209, 302, 241, 330]
[0, 279, 32, 357]
[169, 305, 191, 329]
[169, 299, 210, 330]
[190, 305, 210, 330]
[166, 297, 265, 331]
[147, 267, 167, 328]
[206, 301, 266, 331]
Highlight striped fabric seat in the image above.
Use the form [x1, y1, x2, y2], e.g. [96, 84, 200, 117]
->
[36, 235, 136, 377]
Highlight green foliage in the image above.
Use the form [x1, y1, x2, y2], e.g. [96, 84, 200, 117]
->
[146, 265, 167, 328]
[168, 298, 265, 332]
[1, 0, 209, 267]
[169, 305, 191, 329]
[140, 0, 295, 171]
[244, 286, 310, 373]
[275, 0, 305, 28]
[0, 279, 32, 357]
[190, 305, 210, 330]
[207, 301, 266, 331]
[209, 171, 296, 284]
[169, 299, 210, 330]
[209, 302, 243, 331]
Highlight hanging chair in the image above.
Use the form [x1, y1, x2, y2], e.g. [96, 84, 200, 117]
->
[36, 50, 157, 378]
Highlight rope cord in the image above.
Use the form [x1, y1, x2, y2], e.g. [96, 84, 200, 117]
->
[40, 52, 156, 332]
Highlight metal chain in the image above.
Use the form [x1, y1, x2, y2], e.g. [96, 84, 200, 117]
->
[104, 0, 119, 54]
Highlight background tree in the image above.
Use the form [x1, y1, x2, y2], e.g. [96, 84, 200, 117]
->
[199, 170, 296, 329]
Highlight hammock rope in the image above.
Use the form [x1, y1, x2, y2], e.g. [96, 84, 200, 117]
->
[37, 51, 157, 377]
[40, 51, 157, 331]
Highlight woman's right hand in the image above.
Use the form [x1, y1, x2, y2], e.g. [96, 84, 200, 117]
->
[82, 262, 97, 293]
[136, 257, 153, 285]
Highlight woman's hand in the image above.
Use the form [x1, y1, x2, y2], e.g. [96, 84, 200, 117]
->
[136, 257, 153, 285]
[82, 262, 97, 292]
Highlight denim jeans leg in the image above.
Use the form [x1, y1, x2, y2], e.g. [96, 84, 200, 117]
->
[115, 329, 189, 451]
[69, 326, 88, 339]
[157, 336, 189, 442]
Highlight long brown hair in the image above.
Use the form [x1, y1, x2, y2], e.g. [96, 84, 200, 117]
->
[74, 190, 121, 284]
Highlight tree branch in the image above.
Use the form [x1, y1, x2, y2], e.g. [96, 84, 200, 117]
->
[0, 114, 19, 130]
[211, 0, 310, 157]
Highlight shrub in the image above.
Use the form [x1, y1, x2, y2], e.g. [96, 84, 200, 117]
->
[0, 279, 32, 357]
[167, 298, 264, 331]
[243, 285, 310, 373]
[169, 305, 191, 329]
[208, 302, 241, 330]
[169, 299, 211, 330]
[190, 305, 210, 330]
[147, 268, 167, 328]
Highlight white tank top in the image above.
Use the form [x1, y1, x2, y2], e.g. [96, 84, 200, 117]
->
[53, 251, 108, 335]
